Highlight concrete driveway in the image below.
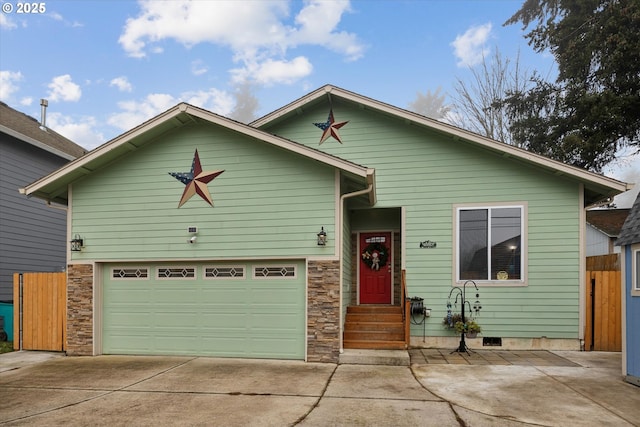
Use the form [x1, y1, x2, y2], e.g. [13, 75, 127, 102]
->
[1, 350, 638, 426]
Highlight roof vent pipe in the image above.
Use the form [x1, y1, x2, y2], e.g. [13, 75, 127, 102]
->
[40, 99, 48, 129]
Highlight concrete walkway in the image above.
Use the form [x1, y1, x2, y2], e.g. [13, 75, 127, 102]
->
[0, 350, 638, 426]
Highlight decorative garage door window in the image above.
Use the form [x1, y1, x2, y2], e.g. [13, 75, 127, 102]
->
[204, 266, 245, 279]
[157, 267, 196, 279]
[253, 265, 296, 279]
[111, 267, 149, 279]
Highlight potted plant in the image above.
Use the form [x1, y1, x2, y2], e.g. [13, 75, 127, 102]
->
[454, 319, 482, 338]
[442, 313, 463, 329]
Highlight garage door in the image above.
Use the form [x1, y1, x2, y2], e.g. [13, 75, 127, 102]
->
[102, 261, 306, 359]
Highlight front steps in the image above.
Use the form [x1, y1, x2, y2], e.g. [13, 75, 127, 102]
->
[343, 305, 406, 350]
[339, 349, 410, 366]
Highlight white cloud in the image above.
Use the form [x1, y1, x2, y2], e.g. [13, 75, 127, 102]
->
[20, 97, 32, 106]
[231, 56, 313, 86]
[451, 23, 492, 67]
[47, 112, 105, 150]
[0, 70, 23, 101]
[108, 88, 236, 132]
[108, 93, 177, 131]
[47, 74, 82, 102]
[110, 76, 133, 92]
[0, 13, 17, 29]
[118, 0, 362, 84]
[191, 60, 208, 76]
[293, 0, 362, 61]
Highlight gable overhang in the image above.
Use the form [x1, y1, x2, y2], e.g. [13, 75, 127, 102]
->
[252, 84, 632, 207]
[20, 103, 375, 205]
[1, 124, 76, 161]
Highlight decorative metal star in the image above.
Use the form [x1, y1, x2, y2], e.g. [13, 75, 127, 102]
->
[169, 149, 224, 207]
[313, 109, 348, 144]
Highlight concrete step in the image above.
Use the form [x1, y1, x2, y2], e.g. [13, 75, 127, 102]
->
[339, 349, 410, 366]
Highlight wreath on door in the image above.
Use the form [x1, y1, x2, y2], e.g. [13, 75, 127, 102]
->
[361, 242, 389, 270]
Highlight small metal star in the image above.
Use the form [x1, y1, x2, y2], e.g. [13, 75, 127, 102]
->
[313, 109, 348, 144]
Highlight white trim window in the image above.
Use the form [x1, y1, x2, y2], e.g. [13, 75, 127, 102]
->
[456, 205, 525, 283]
[634, 247, 640, 292]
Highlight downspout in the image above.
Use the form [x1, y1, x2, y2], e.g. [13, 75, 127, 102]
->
[578, 184, 586, 350]
[338, 177, 375, 354]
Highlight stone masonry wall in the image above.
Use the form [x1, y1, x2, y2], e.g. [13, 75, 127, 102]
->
[307, 260, 340, 363]
[67, 263, 93, 355]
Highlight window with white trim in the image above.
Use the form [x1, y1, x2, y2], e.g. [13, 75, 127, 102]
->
[457, 205, 524, 282]
[204, 266, 245, 279]
[253, 265, 296, 279]
[111, 267, 149, 279]
[634, 248, 640, 292]
[157, 267, 196, 279]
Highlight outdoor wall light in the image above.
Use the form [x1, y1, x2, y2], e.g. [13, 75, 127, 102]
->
[70, 234, 83, 252]
[317, 227, 327, 246]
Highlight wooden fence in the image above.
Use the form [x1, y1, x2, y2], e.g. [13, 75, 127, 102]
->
[585, 254, 621, 352]
[13, 272, 66, 351]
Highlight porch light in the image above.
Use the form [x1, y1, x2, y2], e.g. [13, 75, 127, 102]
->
[317, 227, 327, 246]
[70, 234, 83, 252]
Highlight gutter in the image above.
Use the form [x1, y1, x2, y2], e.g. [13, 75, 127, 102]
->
[338, 178, 375, 355]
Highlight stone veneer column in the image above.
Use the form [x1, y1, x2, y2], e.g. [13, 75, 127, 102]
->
[66, 264, 94, 355]
[307, 260, 341, 363]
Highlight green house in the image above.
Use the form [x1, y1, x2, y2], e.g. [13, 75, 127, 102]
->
[22, 85, 631, 362]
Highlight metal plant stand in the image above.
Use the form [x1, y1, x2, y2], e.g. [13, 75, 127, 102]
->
[448, 280, 482, 355]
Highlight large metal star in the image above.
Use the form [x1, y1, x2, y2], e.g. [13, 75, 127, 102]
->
[313, 109, 348, 144]
[169, 149, 224, 207]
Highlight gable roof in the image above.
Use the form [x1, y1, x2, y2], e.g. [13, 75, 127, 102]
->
[616, 193, 640, 246]
[252, 84, 631, 207]
[20, 103, 375, 205]
[586, 209, 631, 237]
[0, 101, 87, 159]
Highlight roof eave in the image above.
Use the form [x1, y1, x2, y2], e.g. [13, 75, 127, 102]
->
[253, 85, 631, 201]
[21, 102, 372, 202]
[1, 124, 76, 161]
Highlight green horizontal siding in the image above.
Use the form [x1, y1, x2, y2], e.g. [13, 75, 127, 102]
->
[266, 101, 583, 340]
[71, 125, 336, 260]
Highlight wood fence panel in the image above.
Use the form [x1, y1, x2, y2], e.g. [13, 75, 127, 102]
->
[585, 266, 621, 352]
[13, 272, 66, 351]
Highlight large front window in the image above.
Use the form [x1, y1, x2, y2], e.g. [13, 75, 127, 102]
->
[457, 205, 524, 282]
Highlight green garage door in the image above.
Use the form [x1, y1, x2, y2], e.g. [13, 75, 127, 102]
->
[102, 261, 305, 359]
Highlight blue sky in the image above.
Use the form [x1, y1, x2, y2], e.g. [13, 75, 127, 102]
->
[1, 0, 638, 205]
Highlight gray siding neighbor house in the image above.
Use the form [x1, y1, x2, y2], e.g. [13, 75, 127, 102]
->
[0, 101, 86, 303]
[586, 209, 630, 256]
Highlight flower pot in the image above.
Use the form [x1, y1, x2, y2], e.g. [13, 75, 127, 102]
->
[465, 332, 478, 339]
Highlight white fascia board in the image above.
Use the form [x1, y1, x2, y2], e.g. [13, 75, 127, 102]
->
[254, 85, 631, 194]
[1, 124, 76, 161]
[21, 106, 186, 196]
[23, 103, 371, 197]
[183, 104, 370, 179]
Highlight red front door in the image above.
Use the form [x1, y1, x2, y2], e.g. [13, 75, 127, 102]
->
[359, 232, 392, 304]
